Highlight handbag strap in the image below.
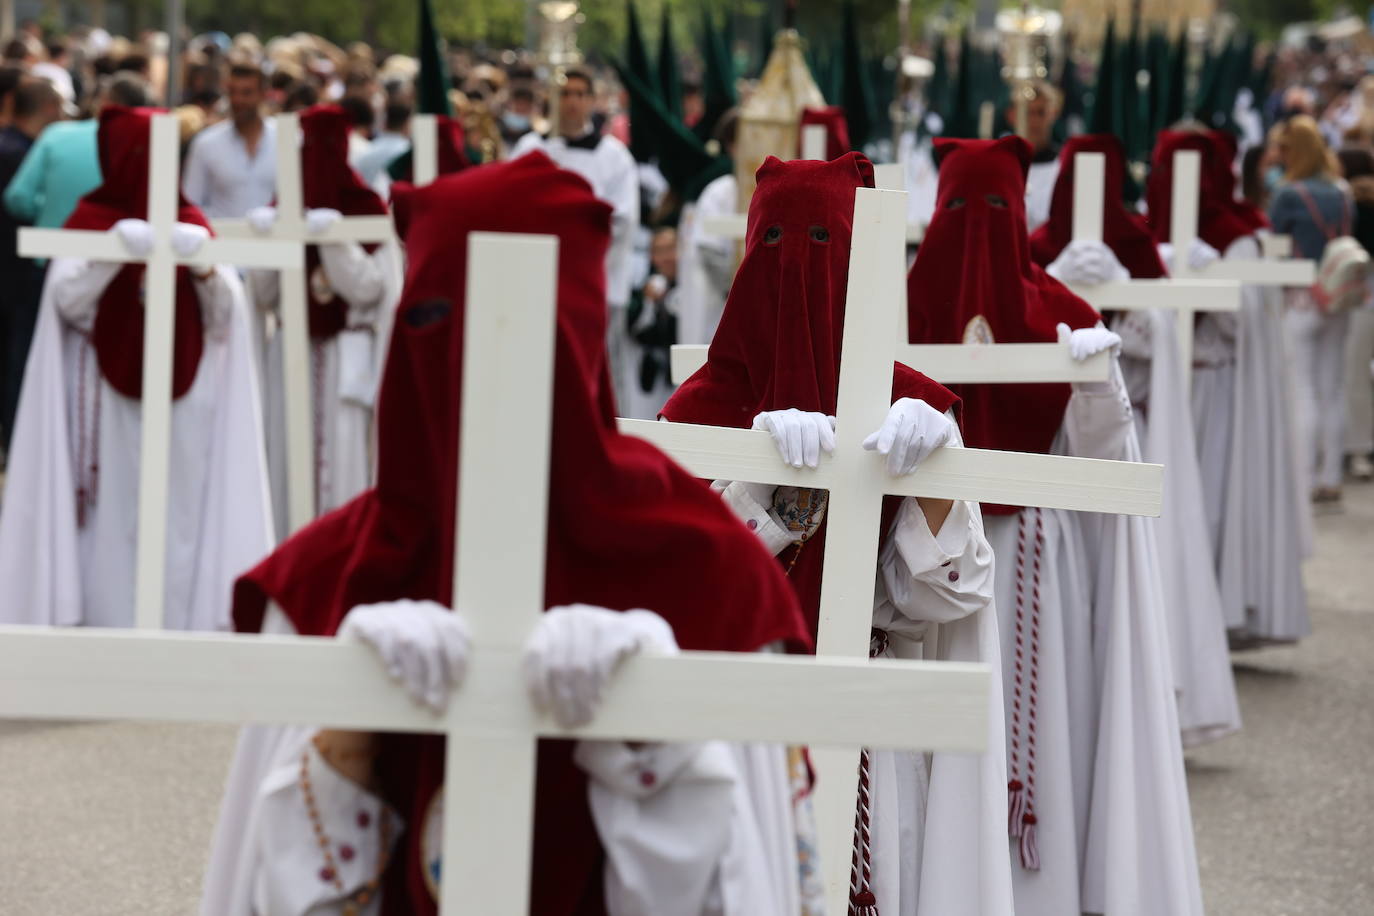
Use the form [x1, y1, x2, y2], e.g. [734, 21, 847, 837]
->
[1293, 181, 1349, 243]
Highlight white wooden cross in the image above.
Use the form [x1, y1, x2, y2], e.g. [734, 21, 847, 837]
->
[1060, 150, 1241, 388]
[0, 230, 993, 914]
[1061, 149, 1315, 395]
[212, 113, 398, 537]
[621, 187, 1164, 911]
[411, 113, 440, 186]
[16, 114, 298, 631]
[1162, 149, 1314, 394]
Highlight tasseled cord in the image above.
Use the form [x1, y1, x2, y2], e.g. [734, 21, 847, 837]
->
[1007, 778, 1026, 836]
[1007, 509, 1045, 872]
[848, 629, 889, 916]
[1019, 813, 1040, 871]
[850, 890, 880, 916]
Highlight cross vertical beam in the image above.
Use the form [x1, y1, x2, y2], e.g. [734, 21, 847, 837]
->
[1071, 152, 1105, 245]
[273, 113, 318, 533]
[131, 114, 182, 629]
[1170, 149, 1202, 390]
[412, 114, 439, 186]
[810, 187, 912, 912]
[443, 233, 559, 913]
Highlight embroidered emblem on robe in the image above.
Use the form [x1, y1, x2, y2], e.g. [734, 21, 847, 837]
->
[963, 314, 995, 345]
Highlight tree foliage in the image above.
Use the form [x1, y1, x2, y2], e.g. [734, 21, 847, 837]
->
[171, 0, 924, 62]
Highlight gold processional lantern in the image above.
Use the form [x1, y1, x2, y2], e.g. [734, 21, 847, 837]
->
[538, 0, 584, 139]
[734, 29, 826, 214]
[997, 3, 1063, 140]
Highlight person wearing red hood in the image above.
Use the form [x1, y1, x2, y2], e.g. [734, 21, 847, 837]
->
[1146, 129, 1311, 648]
[1029, 134, 1242, 751]
[908, 136, 1203, 916]
[0, 105, 272, 629]
[663, 152, 1012, 916]
[244, 105, 404, 537]
[201, 152, 818, 916]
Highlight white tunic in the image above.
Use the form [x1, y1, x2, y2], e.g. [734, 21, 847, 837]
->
[510, 131, 641, 411]
[1191, 236, 1312, 644]
[200, 607, 802, 916]
[1024, 158, 1061, 232]
[676, 173, 737, 348]
[247, 240, 403, 539]
[510, 131, 639, 309]
[987, 362, 1203, 916]
[897, 133, 940, 235]
[0, 256, 273, 629]
[716, 417, 1015, 916]
[1114, 308, 1241, 748]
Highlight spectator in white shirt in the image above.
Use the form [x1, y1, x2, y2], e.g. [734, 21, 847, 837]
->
[181, 62, 276, 218]
[31, 40, 74, 105]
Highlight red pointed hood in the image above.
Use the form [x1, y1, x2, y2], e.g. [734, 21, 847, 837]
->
[907, 137, 1100, 508]
[663, 152, 959, 629]
[65, 106, 211, 401]
[298, 105, 390, 340]
[800, 106, 852, 160]
[1145, 129, 1265, 253]
[1029, 133, 1167, 279]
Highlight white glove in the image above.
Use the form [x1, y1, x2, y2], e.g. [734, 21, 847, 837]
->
[524, 605, 678, 729]
[752, 408, 836, 469]
[338, 600, 471, 714]
[1158, 238, 1221, 273]
[113, 218, 155, 258]
[246, 205, 278, 235]
[170, 222, 210, 258]
[306, 207, 344, 236]
[1187, 237, 1222, 272]
[1046, 239, 1129, 287]
[1056, 321, 1122, 361]
[861, 397, 955, 476]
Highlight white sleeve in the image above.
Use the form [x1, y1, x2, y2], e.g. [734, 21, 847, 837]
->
[876, 498, 994, 629]
[245, 268, 280, 315]
[605, 146, 641, 307]
[693, 177, 738, 295]
[1063, 356, 1135, 461]
[710, 480, 795, 557]
[317, 242, 386, 323]
[576, 740, 737, 916]
[50, 258, 122, 332]
[875, 418, 995, 632]
[509, 132, 543, 159]
[194, 266, 239, 342]
[182, 133, 213, 209]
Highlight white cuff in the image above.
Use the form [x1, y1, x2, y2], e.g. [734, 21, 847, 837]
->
[713, 480, 796, 557]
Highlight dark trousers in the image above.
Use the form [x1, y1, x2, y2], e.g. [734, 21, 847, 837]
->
[1, 260, 44, 454]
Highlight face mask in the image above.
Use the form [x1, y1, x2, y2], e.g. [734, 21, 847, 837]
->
[1265, 163, 1284, 190]
[502, 112, 530, 132]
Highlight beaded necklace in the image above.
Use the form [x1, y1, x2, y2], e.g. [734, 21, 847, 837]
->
[300, 736, 394, 915]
